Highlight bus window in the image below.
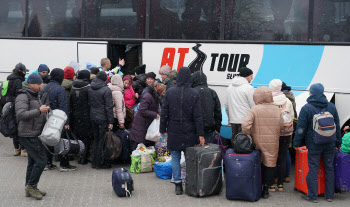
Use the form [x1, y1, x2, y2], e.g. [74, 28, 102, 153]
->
[0, 0, 25, 37]
[84, 0, 144, 38]
[28, 0, 81, 37]
[149, 0, 221, 40]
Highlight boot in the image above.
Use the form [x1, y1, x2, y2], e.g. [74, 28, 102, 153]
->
[25, 185, 43, 200]
[26, 185, 47, 197]
[262, 185, 269, 199]
[14, 148, 21, 156]
[175, 183, 183, 195]
[21, 149, 28, 157]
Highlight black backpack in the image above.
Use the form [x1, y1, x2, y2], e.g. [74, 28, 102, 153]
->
[0, 101, 17, 137]
[232, 133, 255, 154]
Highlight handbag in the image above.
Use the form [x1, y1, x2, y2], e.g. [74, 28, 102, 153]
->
[212, 133, 229, 163]
[54, 130, 85, 156]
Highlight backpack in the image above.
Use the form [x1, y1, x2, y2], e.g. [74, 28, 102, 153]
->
[0, 102, 17, 137]
[232, 133, 255, 154]
[279, 103, 293, 134]
[103, 130, 122, 160]
[306, 103, 337, 144]
[0, 80, 9, 97]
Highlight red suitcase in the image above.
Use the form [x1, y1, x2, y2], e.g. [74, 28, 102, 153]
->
[294, 146, 325, 195]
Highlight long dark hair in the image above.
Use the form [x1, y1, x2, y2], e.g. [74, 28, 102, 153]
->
[12, 69, 25, 78]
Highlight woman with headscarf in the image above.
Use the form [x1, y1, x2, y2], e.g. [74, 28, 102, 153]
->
[108, 75, 126, 130]
[129, 82, 166, 150]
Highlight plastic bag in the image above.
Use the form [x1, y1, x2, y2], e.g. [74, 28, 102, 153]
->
[130, 154, 141, 173]
[131, 144, 156, 173]
[145, 119, 161, 142]
[154, 160, 172, 179]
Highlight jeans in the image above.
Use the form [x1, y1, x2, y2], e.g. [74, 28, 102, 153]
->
[230, 123, 241, 146]
[276, 136, 291, 185]
[307, 147, 335, 200]
[91, 120, 108, 167]
[13, 136, 24, 150]
[262, 164, 275, 186]
[171, 150, 186, 184]
[204, 130, 215, 144]
[18, 137, 47, 186]
[286, 150, 291, 176]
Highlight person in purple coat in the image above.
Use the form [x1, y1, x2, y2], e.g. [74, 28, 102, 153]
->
[129, 83, 166, 150]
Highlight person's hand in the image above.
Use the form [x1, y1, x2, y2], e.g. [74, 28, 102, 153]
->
[135, 93, 139, 99]
[39, 105, 50, 113]
[108, 124, 113, 130]
[344, 126, 349, 132]
[119, 58, 125, 66]
[156, 114, 160, 119]
[64, 125, 70, 130]
[119, 124, 125, 129]
[199, 136, 205, 146]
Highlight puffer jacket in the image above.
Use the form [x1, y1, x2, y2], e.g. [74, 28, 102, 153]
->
[88, 78, 114, 124]
[272, 91, 294, 136]
[191, 71, 221, 132]
[242, 86, 284, 167]
[225, 76, 255, 124]
[15, 87, 49, 137]
[62, 79, 73, 100]
[283, 91, 297, 118]
[293, 94, 341, 150]
[2, 73, 24, 106]
[162, 70, 177, 89]
[108, 82, 126, 125]
[160, 67, 204, 151]
[124, 86, 136, 108]
[133, 74, 147, 96]
[69, 79, 91, 138]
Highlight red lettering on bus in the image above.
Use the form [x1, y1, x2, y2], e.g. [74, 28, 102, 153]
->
[177, 48, 189, 71]
[160, 48, 176, 69]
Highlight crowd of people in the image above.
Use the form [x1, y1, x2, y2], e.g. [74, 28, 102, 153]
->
[1, 58, 345, 203]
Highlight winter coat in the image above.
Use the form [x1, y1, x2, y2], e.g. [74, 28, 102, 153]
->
[62, 79, 73, 101]
[283, 91, 297, 118]
[124, 86, 136, 108]
[15, 87, 49, 137]
[242, 86, 284, 167]
[162, 70, 177, 90]
[43, 80, 69, 125]
[191, 71, 221, 132]
[272, 92, 294, 136]
[225, 76, 255, 124]
[129, 90, 159, 144]
[341, 132, 350, 154]
[133, 74, 147, 96]
[160, 67, 204, 151]
[108, 83, 126, 125]
[5, 73, 24, 101]
[88, 78, 114, 124]
[293, 94, 341, 150]
[69, 79, 91, 138]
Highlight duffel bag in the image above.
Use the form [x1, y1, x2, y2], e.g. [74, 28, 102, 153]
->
[54, 130, 85, 156]
[39, 109, 67, 146]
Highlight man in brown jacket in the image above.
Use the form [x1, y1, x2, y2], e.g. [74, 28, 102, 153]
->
[242, 86, 284, 199]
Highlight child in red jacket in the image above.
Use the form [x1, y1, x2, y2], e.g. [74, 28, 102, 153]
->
[123, 75, 138, 108]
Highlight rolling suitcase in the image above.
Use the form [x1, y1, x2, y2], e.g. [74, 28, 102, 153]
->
[112, 168, 134, 197]
[116, 130, 131, 162]
[225, 149, 261, 202]
[294, 146, 325, 195]
[335, 150, 350, 193]
[185, 144, 223, 197]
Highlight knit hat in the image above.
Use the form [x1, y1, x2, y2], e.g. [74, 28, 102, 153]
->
[64, 66, 75, 80]
[159, 65, 171, 76]
[122, 75, 133, 85]
[281, 82, 292, 91]
[146, 72, 156, 80]
[135, 64, 146, 75]
[96, 71, 107, 82]
[239, 67, 253, 77]
[77, 70, 90, 80]
[310, 83, 324, 95]
[153, 83, 166, 96]
[27, 73, 43, 84]
[50, 68, 64, 84]
[269, 79, 282, 92]
[38, 64, 49, 72]
[15, 62, 29, 72]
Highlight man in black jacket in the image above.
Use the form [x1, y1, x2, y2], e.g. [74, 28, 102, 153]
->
[191, 71, 222, 143]
[88, 71, 114, 169]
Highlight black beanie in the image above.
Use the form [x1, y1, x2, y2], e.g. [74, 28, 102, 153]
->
[96, 71, 107, 82]
[77, 70, 90, 80]
[146, 72, 156, 80]
[135, 64, 146, 75]
[239, 67, 253, 77]
[281, 82, 292, 91]
[50, 68, 64, 84]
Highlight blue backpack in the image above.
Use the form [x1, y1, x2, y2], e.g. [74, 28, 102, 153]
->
[306, 104, 337, 144]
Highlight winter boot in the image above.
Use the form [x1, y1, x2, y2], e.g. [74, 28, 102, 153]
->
[26, 185, 47, 197]
[25, 185, 43, 200]
[14, 148, 21, 156]
[21, 149, 28, 157]
[175, 183, 183, 195]
[262, 185, 269, 199]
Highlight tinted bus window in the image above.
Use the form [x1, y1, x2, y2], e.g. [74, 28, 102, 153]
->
[0, 0, 25, 37]
[312, 0, 350, 42]
[225, 0, 308, 41]
[84, 0, 145, 38]
[149, 0, 221, 40]
[28, 0, 81, 37]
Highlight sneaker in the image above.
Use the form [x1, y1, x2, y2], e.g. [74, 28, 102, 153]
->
[277, 184, 284, 192]
[268, 185, 276, 192]
[301, 195, 318, 203]
[284, 176, 291, 183]
[60, 165, 77, 172]
[175, 183, 183, 195]
[44, 163, 57, 171]
[14, 148, 21, 156]
[21, 149, 28, 157]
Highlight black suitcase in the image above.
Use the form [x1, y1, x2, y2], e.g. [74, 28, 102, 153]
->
[112, 168, 134, 197]
[185, 143, 223, 197]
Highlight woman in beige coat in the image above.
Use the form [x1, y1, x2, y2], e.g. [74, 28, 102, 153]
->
[242, 86, 284, 199]
[108, 75, 126, 129]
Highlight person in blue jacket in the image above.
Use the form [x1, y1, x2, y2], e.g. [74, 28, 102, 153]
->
[293, 83, 341, 203]
[25, 64, 49, 80]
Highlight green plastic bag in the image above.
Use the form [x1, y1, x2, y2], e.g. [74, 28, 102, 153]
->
[130, 154, 141, 174]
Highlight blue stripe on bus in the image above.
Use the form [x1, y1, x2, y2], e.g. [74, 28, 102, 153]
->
[251, 45, 324, 90]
